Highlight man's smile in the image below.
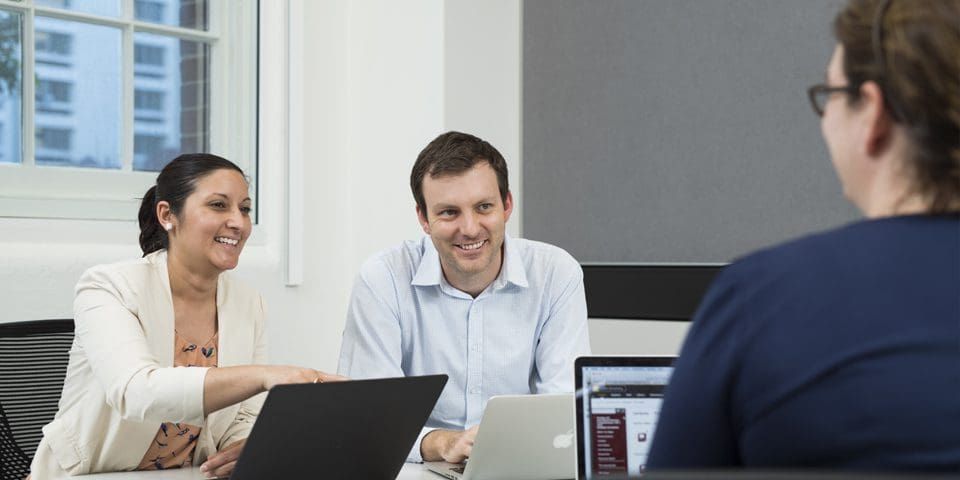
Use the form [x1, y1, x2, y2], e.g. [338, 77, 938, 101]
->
[455, 240, 487, 251]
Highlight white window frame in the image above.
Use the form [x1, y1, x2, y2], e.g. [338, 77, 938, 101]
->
[0, 0, 258, 223]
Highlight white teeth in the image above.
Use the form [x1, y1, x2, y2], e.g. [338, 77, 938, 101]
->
[459, 240, 484, 250]
[216, 237, 239, 246]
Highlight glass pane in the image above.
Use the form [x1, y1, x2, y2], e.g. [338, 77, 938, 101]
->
[133, 32, 209, 172]
[135, 0, 208, 31]
[35, 0, 121, 18]
[35, 17, 121, 169]
[0, 10, 22, 165]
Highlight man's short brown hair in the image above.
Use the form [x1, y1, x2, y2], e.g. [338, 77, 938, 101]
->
[411, 131, 510, 218]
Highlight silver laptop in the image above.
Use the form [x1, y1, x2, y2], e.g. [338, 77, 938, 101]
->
[426, 394, 576, 480]
[574, 356, 676, 479]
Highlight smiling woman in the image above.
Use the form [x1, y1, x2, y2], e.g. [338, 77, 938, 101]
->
[141, 154, 253, 278]
[29, 154, 345, 479]
[138, 154, 248, 257]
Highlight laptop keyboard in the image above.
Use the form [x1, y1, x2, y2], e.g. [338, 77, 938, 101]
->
[451, 465, 466, 474]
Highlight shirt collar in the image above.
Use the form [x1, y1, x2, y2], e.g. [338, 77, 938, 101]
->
[497, 234, 529, 289]
[411, 238, 443, 287]
[410, 234, 529, 291]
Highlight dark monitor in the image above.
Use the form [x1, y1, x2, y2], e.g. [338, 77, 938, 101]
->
[582, 264, 724, 321]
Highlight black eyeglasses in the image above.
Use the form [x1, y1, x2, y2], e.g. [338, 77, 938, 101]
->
[807, 0, 903, 120]
[807, 84, 859, 117]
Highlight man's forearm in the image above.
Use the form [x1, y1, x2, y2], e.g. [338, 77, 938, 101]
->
[420, 426, 478, 464]
[420, 429, 446, 462]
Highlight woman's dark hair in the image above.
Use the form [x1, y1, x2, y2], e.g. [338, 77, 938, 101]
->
[834, 0, 960, 212]
[138, 153, 245, 256]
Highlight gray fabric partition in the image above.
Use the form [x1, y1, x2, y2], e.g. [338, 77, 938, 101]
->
[522, 0, 859, 263]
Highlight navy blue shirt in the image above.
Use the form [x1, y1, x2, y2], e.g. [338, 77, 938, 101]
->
[648, 214, 960, 471]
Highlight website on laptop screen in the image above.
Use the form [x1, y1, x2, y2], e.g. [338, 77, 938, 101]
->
[580, 365, 673, 478]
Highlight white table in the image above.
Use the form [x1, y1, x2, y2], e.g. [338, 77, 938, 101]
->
[80, 463, 438, 479]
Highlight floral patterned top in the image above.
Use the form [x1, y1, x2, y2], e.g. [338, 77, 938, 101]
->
[136, 331, 218, 470]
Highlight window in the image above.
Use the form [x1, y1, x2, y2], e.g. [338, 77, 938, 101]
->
[134, 88, 163, 112]
[134, 1, 164, 23]
[35, 31, 72, 56]
[134, 133, 164, 154]
[0, 0, 259, 221]
[133, 132, 167, 171]
[134, 43, 164, 67]
[36, 79, 72, 112]
[0, 9, 22, 167]
[38, 0, 71, 9]
[36, 126, 72, 151]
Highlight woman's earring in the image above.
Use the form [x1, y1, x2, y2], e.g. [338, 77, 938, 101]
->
[164, 223, 173, 231]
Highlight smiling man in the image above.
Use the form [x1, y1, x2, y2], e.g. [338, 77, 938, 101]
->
[337, 131, 590, 463]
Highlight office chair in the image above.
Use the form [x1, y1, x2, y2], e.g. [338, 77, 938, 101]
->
[1, 401, 31, 480]
[0, 319, 74, 480]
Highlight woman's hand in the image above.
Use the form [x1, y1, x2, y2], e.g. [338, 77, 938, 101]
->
[260, 366, 348, 391]
[200, 439, 245, 479]
[203, 366, 349, 415]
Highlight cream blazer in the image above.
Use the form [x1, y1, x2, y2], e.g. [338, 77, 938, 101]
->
[30, 250, 267, 478]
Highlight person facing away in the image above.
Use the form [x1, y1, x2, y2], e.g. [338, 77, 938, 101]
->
[337, 131, 591, 463]
[30, 154, 344, 479]
[648, 0, 960, 471]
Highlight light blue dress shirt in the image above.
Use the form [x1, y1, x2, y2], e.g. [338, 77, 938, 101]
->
[337, 235, 591, 462]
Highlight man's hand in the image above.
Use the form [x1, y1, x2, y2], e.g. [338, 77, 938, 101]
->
[200, 439, 246, 478]
[421, 426, 479, 463]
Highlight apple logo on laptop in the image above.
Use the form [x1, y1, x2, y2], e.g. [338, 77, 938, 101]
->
[553, 429, 574, 449]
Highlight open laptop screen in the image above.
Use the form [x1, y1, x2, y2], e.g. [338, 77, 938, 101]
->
[575, 356, 675, 479]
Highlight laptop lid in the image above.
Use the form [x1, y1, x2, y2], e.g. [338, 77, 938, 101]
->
[427, 394, 576, 480]
[231, 374, 447, 480]
[575, 356, 675, 479]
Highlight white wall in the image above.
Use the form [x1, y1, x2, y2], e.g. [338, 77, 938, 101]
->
[444, 0, 523, 232]
[588, 319, 689, 356]
[0, 0, 522, 372]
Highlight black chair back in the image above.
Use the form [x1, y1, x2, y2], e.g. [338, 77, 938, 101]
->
[1, 402, 32, 480]
[0, 319, 74, 480]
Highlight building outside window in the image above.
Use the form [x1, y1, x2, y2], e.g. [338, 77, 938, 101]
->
[134, 89, 164, 112]
[36, 126, 71, 150]
[134, 43, 164, 67]
[134, 0, 164, 23]
[35, 79, 72, 113]
[0, 0, 258, 221]
[35, 30, 72, 56]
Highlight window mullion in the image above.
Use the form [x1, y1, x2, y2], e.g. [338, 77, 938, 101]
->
[22, 4, 35, 168]
[121, 25, 134, 172]
[0, 0, 28, 12]
[208, 0, 223, 158]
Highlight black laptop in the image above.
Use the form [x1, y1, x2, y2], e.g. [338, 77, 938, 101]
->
[230, 374, 447, 480]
